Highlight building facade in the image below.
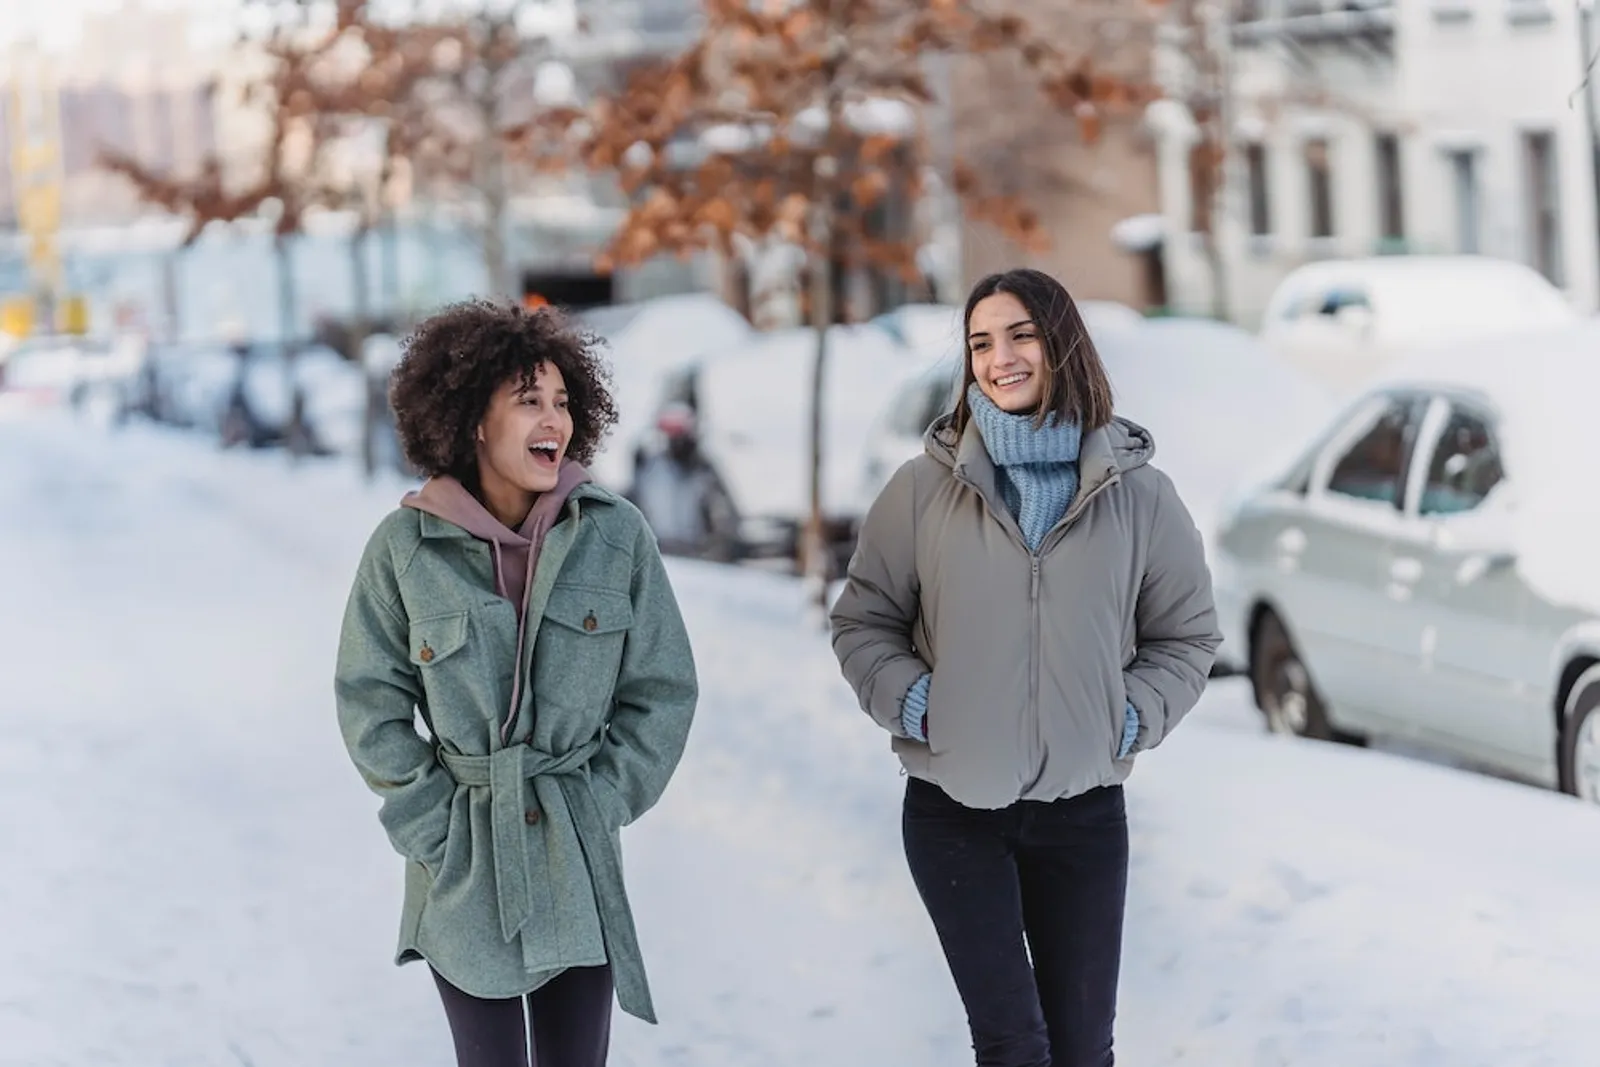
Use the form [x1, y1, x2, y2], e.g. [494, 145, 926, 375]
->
[1152, 0, 1600, 325]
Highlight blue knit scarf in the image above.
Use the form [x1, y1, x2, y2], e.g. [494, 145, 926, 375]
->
[966, 383, 1082, 552]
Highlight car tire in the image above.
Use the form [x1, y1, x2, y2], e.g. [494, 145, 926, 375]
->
[1557, 664, 1600, 802]
[1250, 608, 1344, 743]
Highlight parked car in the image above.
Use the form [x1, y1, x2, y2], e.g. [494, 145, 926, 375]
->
[578, 293, 754, 491]
[628, 321, 933, 564]
[1258, 255, 1577, 394]
[858, 317, 1336, 646]
[1211, 320, 1600, 802]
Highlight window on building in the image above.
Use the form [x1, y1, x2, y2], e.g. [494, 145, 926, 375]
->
[1523, 131, 1563, 285]
[1448, 149, 1481, 254]
[1305, 138, 1335, 238]
[1245, 142, 1271, 236]
[1375, 132, 1404, 241]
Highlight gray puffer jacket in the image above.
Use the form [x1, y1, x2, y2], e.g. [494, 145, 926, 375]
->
[830, 413, 1221, 810]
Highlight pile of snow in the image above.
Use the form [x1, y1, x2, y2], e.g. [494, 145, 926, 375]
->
[6, 407, 1600, 1064]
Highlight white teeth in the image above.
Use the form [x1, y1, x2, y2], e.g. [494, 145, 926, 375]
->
[995, 373, 1029, 387]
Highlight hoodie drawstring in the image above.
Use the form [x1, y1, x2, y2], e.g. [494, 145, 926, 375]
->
[501, 517, 546, 746]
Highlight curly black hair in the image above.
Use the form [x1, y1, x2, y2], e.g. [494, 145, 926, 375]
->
[389, 300, 618, 479]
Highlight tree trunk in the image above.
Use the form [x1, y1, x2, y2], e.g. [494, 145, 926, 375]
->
[381, 209, 401, 322]
[274, 233, 308, 459]
[802, 232, 833, 605]
[478, 117, 512, 299]
[161, 248, 182, 343]
[352, 222, 378, 479]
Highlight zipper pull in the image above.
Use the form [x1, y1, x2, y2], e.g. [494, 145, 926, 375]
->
[1030, 557, 1040, 600]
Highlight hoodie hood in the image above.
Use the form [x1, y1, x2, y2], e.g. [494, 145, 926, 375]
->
[401, 462, 591, 616]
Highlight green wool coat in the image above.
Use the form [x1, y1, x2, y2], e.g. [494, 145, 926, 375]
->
[334, 484, 697, 1022]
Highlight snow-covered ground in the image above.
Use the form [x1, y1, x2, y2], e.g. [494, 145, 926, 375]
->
[5, 408, 1600, 1067]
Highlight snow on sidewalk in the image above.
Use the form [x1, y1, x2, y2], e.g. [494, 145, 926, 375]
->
[4, 410, 1600, 1067]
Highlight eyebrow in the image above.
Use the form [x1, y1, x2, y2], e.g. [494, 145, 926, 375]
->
[968, 318, 1036, 339]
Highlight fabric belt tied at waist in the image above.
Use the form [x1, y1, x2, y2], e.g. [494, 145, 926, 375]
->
[437, 739, 643, 1003]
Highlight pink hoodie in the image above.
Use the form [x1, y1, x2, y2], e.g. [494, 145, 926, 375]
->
[401, 461, 592, 742]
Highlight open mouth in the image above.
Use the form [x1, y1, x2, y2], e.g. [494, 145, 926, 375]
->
[528, 439, 562, 468]
[993, 371, 1031, 390]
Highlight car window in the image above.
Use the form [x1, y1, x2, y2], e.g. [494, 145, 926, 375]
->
[1419, 406, 1504, 516]
[1316, 286, 1371, 316]
[1324, 396, 1424, 507]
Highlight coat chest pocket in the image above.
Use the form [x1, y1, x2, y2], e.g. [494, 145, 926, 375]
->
[535, 585, 633, 711]
[409, 611, 470, 668]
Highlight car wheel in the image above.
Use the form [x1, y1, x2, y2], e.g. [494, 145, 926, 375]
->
[1558, 665, 1600, 803]
[1250, 609, 1338, 742]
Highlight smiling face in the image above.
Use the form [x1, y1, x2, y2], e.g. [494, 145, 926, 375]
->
[966, 291, 1046, 414]
[474, 361, 573, 527]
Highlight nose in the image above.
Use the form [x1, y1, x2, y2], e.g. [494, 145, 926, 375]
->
[989, 338, 1019, 369]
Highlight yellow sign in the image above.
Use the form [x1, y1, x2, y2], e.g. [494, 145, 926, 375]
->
[58, 295, 89, 335]
[1, 298, 34, 339]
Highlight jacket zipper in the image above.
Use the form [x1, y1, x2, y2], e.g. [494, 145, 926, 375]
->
[953, 464, 1123, 781]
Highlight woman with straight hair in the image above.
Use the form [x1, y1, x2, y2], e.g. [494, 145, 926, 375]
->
[831, 269, 1220, 1066]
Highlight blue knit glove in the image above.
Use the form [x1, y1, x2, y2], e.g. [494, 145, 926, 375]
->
[1118, 701, 1140, 759]
[901, 673, 932, 742]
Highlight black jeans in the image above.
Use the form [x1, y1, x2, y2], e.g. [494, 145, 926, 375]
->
[903, 777, 1130, 1067]
[431, 965, 613, 1067]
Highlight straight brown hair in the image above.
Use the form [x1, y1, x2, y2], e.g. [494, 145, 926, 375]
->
[951, 269, 1116, 436]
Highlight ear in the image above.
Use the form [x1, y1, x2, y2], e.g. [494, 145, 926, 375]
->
[476, 425, 486, 443]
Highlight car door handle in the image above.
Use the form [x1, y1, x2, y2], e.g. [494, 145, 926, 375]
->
[1275, 527, 1307, 555]
[1389, 557, 1422, 583]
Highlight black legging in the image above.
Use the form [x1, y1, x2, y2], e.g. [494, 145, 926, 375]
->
[431, 965, 613, 1067]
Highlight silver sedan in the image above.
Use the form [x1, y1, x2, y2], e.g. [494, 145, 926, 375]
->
[1212, 322, 1600, 803]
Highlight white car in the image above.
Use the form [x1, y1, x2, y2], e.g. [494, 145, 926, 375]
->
[1258, 255, 1577, 394]
[578, 293, 754, 490]
[630, 321, 934, 562]
[1212, 320, 1600, 801]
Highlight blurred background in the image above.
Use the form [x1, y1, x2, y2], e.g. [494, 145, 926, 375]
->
[7, 1, 1600, 1064]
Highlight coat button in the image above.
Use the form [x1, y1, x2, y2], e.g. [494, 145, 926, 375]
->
[524, 809, 541, 826]
[418, 642, 435, 663]
[582, 613, 598, 632]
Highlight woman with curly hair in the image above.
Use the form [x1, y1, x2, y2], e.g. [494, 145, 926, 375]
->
[334, 300, 698, 1067]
